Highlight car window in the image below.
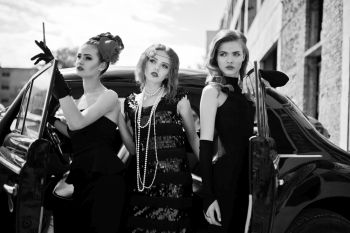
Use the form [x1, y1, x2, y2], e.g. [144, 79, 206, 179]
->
[267, 106, 321, 154]
[15, 84, 31, 133]
[15, 64, 54, 138]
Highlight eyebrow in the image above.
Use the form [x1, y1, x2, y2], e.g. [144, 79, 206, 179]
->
[151, 56, 170, 65]
[77, 53, 93, 57]
[218, 50, 241, 53]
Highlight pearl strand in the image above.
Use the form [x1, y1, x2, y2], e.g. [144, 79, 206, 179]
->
[135, 87, 163, 192]
[144, 86, 162, 97]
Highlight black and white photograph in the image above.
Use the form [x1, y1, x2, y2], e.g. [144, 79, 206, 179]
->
[1, 0, 350, 232]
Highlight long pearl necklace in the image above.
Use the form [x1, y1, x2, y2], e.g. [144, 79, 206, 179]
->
[135, 87, 164, 192]
[144, 86, 162, 97]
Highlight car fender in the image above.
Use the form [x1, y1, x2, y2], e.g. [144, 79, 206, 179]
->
[272, 160, 350, 233]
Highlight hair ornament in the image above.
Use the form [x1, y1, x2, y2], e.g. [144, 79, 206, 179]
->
[147, 50, 156, 58]
[145, 44, 170, 60]
[89, 32, 124, 64]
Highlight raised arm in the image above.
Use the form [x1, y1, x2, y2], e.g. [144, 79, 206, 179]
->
[59, 89, 118, 130]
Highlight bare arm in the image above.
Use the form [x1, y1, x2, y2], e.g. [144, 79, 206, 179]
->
[58, 90, 118, 130]
[200, 85, 222, 226]
[177, 96, 199, 160]
[52, 120, 69, 138]
[200, 86, 219, 141]
[118, 111, 135, 155]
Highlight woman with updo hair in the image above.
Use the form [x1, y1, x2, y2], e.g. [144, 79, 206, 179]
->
[31, 32, 128, 233]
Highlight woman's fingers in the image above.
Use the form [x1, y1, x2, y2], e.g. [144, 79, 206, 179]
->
[213, 204, 222, 226]
[206, 207, 220, 226]
[205, 200, 223, 226]
[215, 204, 221, 222]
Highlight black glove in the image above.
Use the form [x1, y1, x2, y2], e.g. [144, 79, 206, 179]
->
[47, 115, 60, 126]
[31, 40, 54, 65]
[199, 140, 215, 212]
[53, 68, 71, 99]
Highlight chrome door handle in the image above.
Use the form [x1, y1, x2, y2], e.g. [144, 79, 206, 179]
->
[3, 184, 18, 213]
[278, 179, 284, 186]
[3, 183, 18, 195]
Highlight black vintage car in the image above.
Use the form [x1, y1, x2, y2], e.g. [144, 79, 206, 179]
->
[1, 60, 350, 233]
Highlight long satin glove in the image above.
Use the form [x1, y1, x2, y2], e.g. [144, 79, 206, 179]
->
[199, 139, 216, 212]
[30, 40, 69, 100]
[31, 40, 54, 65]
[53, 68, 71, 99]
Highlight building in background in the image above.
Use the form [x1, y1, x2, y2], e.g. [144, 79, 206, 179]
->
[217, 0, 350, 149]
[0, 67, 37, 107]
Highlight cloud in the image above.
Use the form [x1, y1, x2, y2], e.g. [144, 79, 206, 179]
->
[0, 0, 208, 69]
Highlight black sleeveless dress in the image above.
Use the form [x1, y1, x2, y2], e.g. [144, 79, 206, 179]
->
[66, 116, 126, 233]
[124, 91, 193, 233]
[206, 77, 255, 232]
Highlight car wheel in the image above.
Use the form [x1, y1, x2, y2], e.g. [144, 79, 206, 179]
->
[286, 208, 350, 233]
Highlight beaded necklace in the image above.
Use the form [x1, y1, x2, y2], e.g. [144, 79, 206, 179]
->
[144, 86, 162, 97]
[134, 87, 164, 192]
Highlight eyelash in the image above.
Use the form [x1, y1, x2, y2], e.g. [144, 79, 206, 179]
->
[149, 58, 169, 69]
[219, 52, 241, 57]
[77, 55, 92, 60]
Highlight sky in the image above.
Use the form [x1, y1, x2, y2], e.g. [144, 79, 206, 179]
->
[0, 0, 227, 69]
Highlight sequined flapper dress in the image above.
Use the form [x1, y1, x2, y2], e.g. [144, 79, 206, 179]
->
[124, 91, 193, 233]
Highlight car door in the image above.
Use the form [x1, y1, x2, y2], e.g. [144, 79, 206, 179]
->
[244, 63, 279, 233]
[0, 60, 56, 233]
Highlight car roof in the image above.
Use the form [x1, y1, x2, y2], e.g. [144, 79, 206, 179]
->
[60, 65, 207, 87]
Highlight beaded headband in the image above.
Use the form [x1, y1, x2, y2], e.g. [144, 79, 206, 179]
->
[147, 49, 170, 60]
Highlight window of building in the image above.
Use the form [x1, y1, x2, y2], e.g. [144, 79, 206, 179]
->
[1, 98, 9, 104]
[1, 71, 10, 77]
[1, 84, 10, 90]
[304, 0, 323, 119]
[236, 1, 246, 33]
[248, 0, 257, 29]
[260, 43, 277, 70]
[306, 0, 323, 49]
[304, 55, 321, 119]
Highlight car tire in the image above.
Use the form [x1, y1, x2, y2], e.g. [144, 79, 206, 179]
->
[286, 208, 350, 233]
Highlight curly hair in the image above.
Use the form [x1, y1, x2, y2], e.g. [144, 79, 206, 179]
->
[134, 44, 179, 100]
[86, 32, 124, 74]
[206, 30, 249, 86]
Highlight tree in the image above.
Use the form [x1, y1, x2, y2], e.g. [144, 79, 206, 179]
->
[54, 47, 78, 68]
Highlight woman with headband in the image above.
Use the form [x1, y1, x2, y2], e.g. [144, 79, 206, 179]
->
[122, 44, 199, 232]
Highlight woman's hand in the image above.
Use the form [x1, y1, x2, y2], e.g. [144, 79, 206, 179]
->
[204, 200, 222, 226]
[31, 40, 54, 65]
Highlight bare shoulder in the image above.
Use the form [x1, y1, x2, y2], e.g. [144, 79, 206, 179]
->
[202, 84, 219, 99]
[105, 89, 119, 98]
[97, 89, 118, 101]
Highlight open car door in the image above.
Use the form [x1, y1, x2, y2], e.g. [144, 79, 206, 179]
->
[244, 62, 279, 233]
[0, 60, 56, 233]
